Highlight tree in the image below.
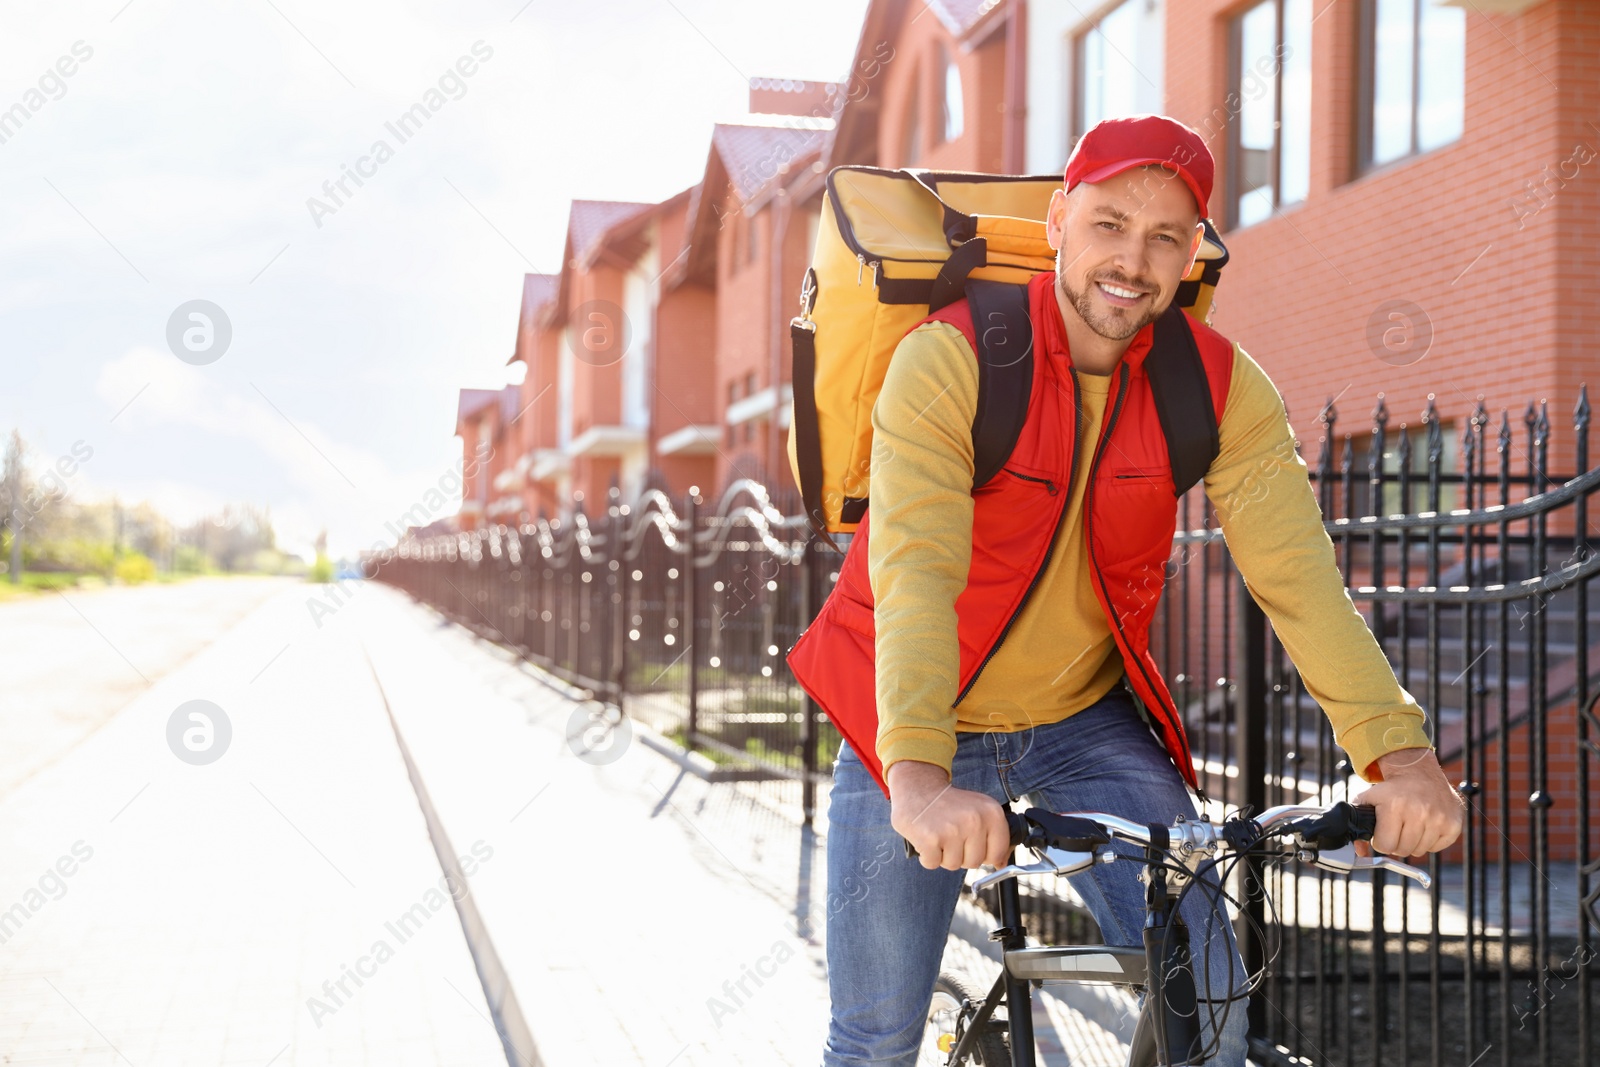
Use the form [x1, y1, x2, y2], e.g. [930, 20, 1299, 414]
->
[2, 430, 27, 584]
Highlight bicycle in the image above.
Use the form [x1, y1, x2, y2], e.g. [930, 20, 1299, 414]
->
[910, 801, 1433, 1066]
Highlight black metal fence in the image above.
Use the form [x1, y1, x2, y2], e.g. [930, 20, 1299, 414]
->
[373, 389, 1598, 1067]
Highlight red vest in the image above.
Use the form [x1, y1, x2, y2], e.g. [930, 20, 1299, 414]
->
[786, 270, 1236, 798]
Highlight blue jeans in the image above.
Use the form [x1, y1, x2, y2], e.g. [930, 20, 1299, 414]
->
[821, 683, 1249, 1066]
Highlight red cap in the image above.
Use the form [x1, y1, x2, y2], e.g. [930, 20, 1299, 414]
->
[1064, 114, 1214, 218]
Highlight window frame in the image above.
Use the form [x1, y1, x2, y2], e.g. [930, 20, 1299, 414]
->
[901, 62, 923, 166]
[1069, 0, 1154, 145]
[937, 43, 964, 144]
[1354, 0, 1464, 174]
[1223, 0, 1307, 231]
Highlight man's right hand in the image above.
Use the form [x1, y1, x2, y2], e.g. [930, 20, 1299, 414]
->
[887, 760, 1012, 871]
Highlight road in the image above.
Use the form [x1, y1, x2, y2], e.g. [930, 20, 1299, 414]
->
[0, 576, 1130, 1067]
[0, 576, 288, 800]
[0, 577, 505, 1066]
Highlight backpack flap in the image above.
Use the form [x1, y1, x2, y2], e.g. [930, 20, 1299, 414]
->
[785, 166, 1062, 542]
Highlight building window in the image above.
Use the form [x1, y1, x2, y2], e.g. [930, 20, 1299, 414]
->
[902, 69, 923, 166]
[1358, 0, 1465, 171]
[1073, 0, 1163, 143]
[744, 370, 758, 398]
[744, 209, 760, 265]
[1227, 0, 1311, 229]
[939, 45, 964, 143]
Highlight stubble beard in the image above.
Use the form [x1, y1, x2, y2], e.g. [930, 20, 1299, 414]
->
[1057, 260, 1163, 342]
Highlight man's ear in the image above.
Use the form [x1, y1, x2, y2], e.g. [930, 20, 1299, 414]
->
[1182, 221, 1204, 276]
[1046, 187, 1068, 250]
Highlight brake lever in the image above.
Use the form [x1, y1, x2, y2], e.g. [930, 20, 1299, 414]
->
[1307, 843, 1433, 889]
[969, 847, 1097, 892]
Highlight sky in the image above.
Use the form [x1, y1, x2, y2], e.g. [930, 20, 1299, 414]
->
[0, 0, 871, 560]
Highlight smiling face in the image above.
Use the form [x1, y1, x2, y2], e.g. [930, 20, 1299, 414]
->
[1046, 166, 1205, 343]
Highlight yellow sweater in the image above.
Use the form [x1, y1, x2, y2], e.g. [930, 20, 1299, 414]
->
[866, 318, 1432, 783]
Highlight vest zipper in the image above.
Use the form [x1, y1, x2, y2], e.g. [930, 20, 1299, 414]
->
[954, 368, 1084, 705]
[1083, 363, 1201, 794]
[1002, 468, 1059, 495]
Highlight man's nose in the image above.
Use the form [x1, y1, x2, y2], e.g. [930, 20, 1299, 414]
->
[1109, 236, 1152, 284]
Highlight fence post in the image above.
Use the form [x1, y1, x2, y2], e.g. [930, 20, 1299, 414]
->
[1235, 573, 1268, 1038]
[609, 493, 625, 715]
[684, 488, 699, 753]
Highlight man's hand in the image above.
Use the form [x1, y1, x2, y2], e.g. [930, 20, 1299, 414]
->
[887, 760, 1012, 871]
[1351, 748, 1464, 858]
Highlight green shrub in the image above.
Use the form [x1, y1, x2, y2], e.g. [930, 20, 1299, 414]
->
[113, 552, 156, 585]
[307, 553, 334, 583]
[172, 545, 210, 574]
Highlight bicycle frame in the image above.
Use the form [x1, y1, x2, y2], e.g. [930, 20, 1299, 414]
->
[931, 802, 1428, 1066]
[944, 844, 1203, 1067]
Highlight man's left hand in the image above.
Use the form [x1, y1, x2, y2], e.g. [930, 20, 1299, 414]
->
[1351, 748, 1464, 858]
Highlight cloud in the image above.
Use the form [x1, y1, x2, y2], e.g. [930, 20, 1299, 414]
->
[93, 346, 461, 556]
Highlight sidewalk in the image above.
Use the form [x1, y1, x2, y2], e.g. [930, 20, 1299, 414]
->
[355, 582, 1137, 1066]
[0, 581, 505, 1065]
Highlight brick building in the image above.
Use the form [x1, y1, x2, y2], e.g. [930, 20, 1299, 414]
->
[680, 112, 833, 492]
[453, 385, 520, 528]
[1032, 0, 1600, 477]
[456, 0, 1599, 514]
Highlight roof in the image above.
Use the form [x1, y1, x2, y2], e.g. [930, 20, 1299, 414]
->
[520, 273, 559, 323]
[457, 388, 501, 424]
[509, 273, 561, 364]
[568, 200, 653, 267]
[923, 0, 1004, 36]
[710, 118, 834, 202]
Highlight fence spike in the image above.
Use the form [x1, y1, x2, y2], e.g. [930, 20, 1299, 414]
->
[1425, 396, 1443, 464]
[1576, 383, 1591, 427]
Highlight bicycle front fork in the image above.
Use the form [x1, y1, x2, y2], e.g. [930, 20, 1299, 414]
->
[1132, 845, 1202, 1066]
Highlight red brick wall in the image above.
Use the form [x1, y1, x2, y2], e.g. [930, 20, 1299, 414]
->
[713, 185, 772, 490]
[1166, 1, 1600, 483]
[524, 321, 563, 519]
[566, 264, 625, 440]
[1437, 697, 1588, 864]
[653, 279, 717, 496]
[875, 14, 1008, 171]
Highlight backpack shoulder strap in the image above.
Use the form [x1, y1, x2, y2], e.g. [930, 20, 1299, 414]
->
[1145, 305, 1221, 496]
[964, 279, 1034, 490]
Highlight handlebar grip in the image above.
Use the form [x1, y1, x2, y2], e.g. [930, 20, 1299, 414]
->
[1283, 801, 1380, 849]
[900, 811, 1033, 861]
[1347, 803, 1378, 842]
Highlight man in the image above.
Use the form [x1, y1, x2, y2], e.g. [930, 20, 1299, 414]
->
[814, 115, 1464, 1066]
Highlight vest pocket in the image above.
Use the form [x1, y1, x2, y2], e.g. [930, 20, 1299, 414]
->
[1000, 466, 1059, 495]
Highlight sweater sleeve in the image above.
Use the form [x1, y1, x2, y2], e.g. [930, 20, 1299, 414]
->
[866, 322, 982, 781]
[1204, 344, 1433, 781]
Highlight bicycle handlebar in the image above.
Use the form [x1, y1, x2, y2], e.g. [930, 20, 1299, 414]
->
[903, 800, 1432, 890]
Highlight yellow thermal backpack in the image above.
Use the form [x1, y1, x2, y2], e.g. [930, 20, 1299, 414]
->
[784, 166, 1229, 547]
